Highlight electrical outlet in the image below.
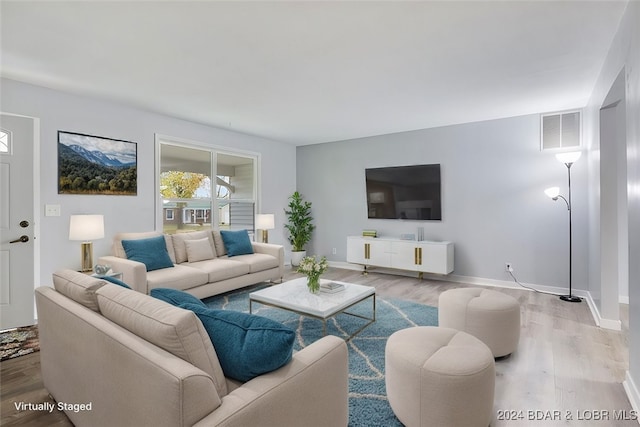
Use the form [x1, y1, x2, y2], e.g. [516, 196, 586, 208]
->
[505, 262, 513, 272]
[332, 248, 337, 255]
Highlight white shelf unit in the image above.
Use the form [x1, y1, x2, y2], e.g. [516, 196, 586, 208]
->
[346, 236, 454, 276]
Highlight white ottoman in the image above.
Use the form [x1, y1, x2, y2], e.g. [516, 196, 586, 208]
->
[438, 288, 520, 358]
[385, 326, 495, 427]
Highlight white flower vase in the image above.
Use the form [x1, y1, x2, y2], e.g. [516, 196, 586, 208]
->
[291, 250, 306, 267]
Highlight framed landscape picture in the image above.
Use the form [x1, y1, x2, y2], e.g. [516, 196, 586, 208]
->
[58, 131, 137, 195]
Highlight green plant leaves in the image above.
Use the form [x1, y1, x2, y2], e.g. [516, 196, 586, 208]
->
[284, 191, 315, 252]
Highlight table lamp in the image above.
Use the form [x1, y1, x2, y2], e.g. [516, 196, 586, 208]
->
[255, 214, 275, 243]
[69, 214, 104, 272]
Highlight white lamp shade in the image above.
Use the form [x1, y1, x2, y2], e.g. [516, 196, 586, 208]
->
[555, 151, 582, 164]
[255, 214, 275, 230]
[544, 187, 560, 199]
[69, 215, 105, 241]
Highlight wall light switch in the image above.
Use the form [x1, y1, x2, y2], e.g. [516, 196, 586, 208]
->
[45, 204, 61, 217]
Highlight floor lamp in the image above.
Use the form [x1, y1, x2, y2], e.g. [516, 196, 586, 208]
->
[545, 151, 582, 303]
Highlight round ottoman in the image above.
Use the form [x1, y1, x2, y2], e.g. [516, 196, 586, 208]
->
[438, 288, 520, 357]
[385, 326, 495, 427]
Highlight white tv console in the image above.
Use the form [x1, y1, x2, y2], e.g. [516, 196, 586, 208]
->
[346, 236, 454, 277]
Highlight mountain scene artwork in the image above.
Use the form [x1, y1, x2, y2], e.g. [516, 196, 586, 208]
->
[58, 131, 137, 195]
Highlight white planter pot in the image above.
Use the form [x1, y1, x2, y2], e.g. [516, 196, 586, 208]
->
[291, 250, 306, 267]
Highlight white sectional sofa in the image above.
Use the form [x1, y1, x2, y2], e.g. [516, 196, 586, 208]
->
[36, 270, 348, 427]
[98, 230, 284, 298]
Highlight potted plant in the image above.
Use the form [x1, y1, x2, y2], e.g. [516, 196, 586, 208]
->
[284, 191, 315, 266]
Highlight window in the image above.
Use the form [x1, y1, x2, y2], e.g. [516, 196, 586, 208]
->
[157, 137, 258, 236]
[541, 111, 581, 150]
[0, 130, 10, 154]
[216, 153, 255, 231]
[159, 144, 212, 234]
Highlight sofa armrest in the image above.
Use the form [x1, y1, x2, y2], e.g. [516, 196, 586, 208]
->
[251, 243, 284, 280]
[193, 335, 348, 427]
[36, 286, 220, 427]
[251, 242, 283, 259]
[98, 255, 148, 293]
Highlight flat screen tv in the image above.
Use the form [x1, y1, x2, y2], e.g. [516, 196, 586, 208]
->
[365, 164, 441, 220]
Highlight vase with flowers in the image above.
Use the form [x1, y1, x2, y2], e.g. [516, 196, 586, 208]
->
[297, 255, 328, 294]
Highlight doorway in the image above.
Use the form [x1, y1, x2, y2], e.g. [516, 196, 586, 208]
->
[597, 68, 627, 329]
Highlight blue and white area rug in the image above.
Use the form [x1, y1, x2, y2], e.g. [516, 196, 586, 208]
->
[203, 285, 438, 427]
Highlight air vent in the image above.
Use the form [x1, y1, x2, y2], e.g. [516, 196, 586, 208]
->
[541, 111, 581, 150]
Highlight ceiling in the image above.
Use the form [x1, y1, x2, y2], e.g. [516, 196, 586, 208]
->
[0, 1, 628, 145]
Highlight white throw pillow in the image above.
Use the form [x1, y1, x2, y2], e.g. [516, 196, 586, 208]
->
[185, 237, 215, 263]
[171, 231, 215, 263]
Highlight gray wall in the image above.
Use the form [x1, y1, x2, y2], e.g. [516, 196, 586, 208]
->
[583, 0, 640, 410]
[297, 113, 589, 290]
[0, 78, 297, 285]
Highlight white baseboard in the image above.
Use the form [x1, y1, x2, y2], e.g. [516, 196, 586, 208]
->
[328, 261, 361, 271]
[329, 261, 571, 293]
[329, 261, 625, 330]
[623, 371, 640, 424]
[582, 292, 622, 331]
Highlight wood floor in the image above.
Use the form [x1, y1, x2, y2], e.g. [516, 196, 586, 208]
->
[1, 268, 634, 426]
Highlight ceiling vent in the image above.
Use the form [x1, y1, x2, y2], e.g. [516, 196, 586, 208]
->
[541, 110, 581, 150]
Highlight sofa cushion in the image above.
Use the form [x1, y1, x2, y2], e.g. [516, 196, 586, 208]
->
[96, 284, 228, 398]
[172, 231, 216, 264]
[112, 231, 176, 264]
[212, 230, 227, 257]
[99, 275, 132, 289]
[52, 269, 106, 312]
[146, 264, 209, 292]
[181, 303, 295, 382]
[220, 230, 254, 257]
[184, 258, 251, 283]
[227, 253, 279, 273]
[185, 238, 215, 263]
[151, 288, 206, 308]
[122, 236, 175, 272]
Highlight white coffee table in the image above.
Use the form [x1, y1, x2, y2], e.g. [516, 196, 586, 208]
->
[249, 277, 376, 340]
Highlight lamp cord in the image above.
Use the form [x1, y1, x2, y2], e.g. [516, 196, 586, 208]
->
[507, 270, 562, 297]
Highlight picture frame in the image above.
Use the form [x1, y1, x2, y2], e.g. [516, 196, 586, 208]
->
[58, 131, 137, 195]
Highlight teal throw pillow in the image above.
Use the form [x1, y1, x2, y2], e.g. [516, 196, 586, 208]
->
[121, 236, 174, 272]
[220, 230, 254, 257]
[150, 288, 205, 308]
[99, 275, 131, 289]
[181, 303, 294, 382]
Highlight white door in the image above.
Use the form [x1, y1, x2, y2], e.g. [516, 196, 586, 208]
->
[0, 113, 36, 330]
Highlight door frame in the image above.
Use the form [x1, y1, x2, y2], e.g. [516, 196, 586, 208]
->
[0, 112, 40, 326]
[593, 69, 627, 331]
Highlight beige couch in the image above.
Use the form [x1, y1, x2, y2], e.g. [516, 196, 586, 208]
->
[36, 270, 349, 427]
[98, 230, 284, 298]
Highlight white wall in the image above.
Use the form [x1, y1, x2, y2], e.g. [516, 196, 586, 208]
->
[582, 0, 640, 411]
[296, 113, 589, 290]
[0, 78, 297, 285]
